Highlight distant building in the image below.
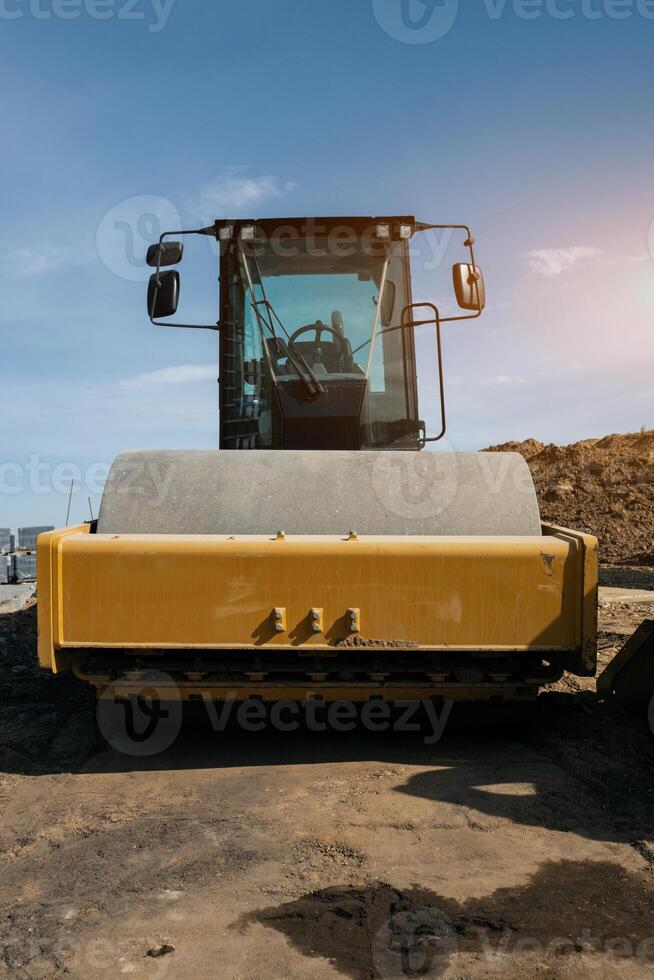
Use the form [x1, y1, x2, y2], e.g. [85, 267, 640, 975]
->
[14, 554, 37, 583]
[0, 555, 12, 584]
[0, 527, 52, 582]
[17, 526, 54, 552]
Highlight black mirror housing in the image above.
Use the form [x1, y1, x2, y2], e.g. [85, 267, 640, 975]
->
[148, 270, 180, 319]
[146, 241, 184, 268]
[453, 263, 486, 311]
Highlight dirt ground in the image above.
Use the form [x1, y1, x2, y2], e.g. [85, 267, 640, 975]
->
[0, 589, 653, 979]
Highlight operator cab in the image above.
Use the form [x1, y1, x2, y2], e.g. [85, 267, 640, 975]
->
[146, 216, 485, 452]
[222, 220, 418, 450]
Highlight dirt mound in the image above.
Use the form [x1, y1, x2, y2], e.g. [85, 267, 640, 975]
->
[486, 431, 654, 566]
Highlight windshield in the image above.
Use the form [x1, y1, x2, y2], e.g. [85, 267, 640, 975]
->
[237, 240, 395, 387]
[221, 238, 419, 450]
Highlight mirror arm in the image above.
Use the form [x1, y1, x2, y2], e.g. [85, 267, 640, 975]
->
[439, 308, 483, 325]
[417, 222, 485, 319]
[150, 317, 221, 331]
[148, 227, 221, 330]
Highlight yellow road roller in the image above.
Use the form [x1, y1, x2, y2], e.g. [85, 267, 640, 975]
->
[38, 216, 598, 704]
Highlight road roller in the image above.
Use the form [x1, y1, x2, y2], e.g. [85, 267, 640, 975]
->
[37, 216, 598, 704]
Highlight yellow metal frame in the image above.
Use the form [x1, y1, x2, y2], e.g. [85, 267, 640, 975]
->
[543, 523, 598, 675]
[38, 523, 598, 679]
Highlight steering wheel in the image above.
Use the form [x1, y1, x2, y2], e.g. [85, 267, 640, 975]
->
[289, 321, 351, 371]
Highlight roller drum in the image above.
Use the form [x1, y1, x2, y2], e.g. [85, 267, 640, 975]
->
[97, 450, 541, 537]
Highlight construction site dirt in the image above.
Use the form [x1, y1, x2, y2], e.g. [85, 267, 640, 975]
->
[487, 430, 654, 572]
[0, 432, 652, 979]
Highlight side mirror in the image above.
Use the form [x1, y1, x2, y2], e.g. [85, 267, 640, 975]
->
[148, 270, 179, 319]
[146, 241, 184, 268]
[453, 264, 486, 311]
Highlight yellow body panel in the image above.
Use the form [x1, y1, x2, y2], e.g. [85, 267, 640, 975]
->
[38, 523, 598, 676]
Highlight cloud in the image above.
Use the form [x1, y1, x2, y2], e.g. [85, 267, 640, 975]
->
[479, 374, 526, 387]
[120, 364, 217, 390]
[188, 170, 297, 222]
[524, 246, 601, 278]
[1, 244, 66, 278]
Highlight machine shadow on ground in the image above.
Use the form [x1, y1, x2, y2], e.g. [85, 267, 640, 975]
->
[235, 859, 654, 979]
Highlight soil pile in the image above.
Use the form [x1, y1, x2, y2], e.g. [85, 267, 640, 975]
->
[486, 431, 654, 566]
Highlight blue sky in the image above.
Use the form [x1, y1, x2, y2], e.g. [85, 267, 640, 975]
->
[1, 0, 653, 526]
